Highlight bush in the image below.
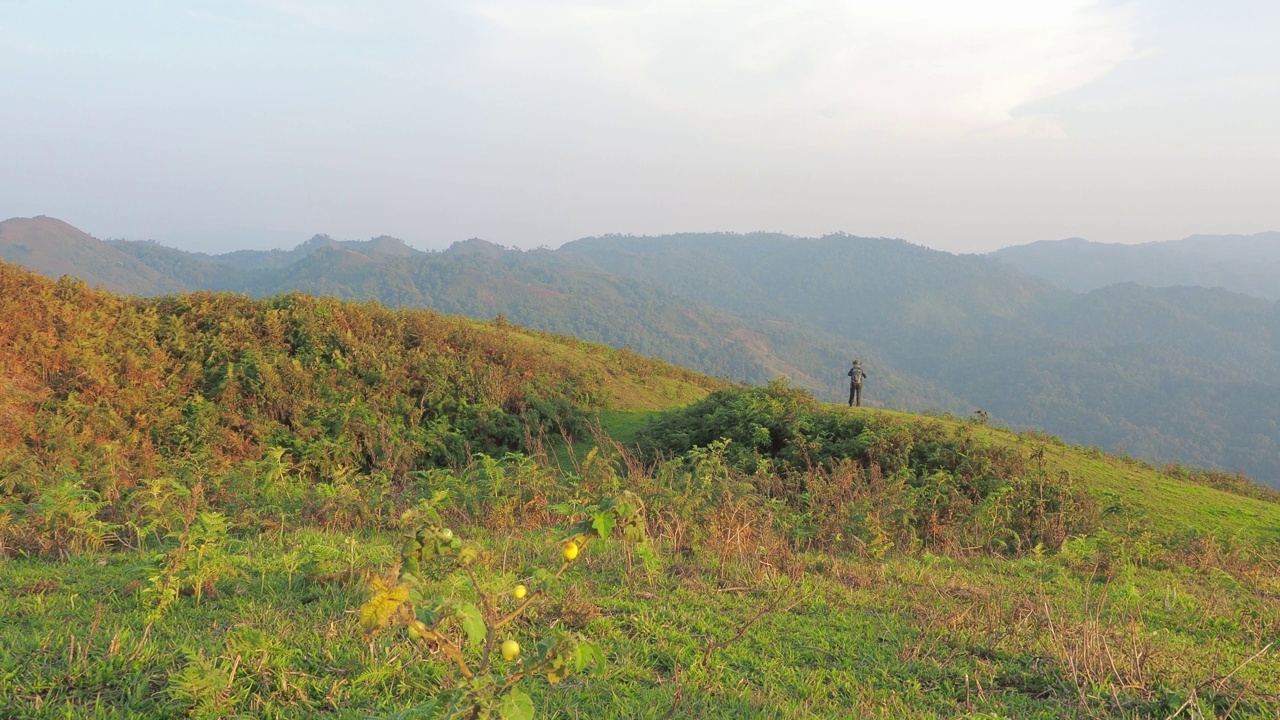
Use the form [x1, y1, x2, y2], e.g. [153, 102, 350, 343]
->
[637, 383, 1097, 556]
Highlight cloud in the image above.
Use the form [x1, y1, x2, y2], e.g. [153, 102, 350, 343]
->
[464, 0, 1140, 143]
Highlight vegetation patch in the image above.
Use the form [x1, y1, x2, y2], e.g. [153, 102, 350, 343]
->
[2, 269, 1279, 718]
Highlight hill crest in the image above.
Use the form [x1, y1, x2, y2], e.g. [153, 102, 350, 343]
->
[0, 216, 181, 294]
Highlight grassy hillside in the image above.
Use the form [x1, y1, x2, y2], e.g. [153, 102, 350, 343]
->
[2, 402, 1278, 718]
[2, 273, 1279, 718]
[0, 260, 722, 551]
[102, 225, 970, 411]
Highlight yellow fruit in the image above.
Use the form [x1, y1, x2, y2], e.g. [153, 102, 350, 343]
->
[513, 584, 528, 600]
[562, 540, 580, 561]
[501, 639, 520, 662]
[439, 528, 453, 540]
[408, 620, 428, 640]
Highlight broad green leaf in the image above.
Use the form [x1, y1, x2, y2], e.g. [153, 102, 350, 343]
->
[591, 510, 615, 540]
[496, 689, 534, 720]
[546, 654, 569, 684]
[455, 603, 486, 647]
[574, 640, 606, 674]
[621, 517, 646, 544]
[459, 543, 479, 564]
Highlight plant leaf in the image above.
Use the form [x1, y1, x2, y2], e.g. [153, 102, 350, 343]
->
[496, 689, 534, 720]
[591, 510, 616, 540]
[455, 603, 486, 648]
[574, 640, 606, 674]
[358, 578, 410, 636]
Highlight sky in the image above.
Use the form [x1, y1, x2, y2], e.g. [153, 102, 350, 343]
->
[1, 0, 1277, 253]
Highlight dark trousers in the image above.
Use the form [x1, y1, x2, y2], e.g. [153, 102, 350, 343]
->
[849, 383, 862, 407]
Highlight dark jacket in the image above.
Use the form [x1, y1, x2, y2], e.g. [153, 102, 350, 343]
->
[848, 366, 866, 385]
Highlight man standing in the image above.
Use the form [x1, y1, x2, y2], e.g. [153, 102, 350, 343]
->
[847, 359, 867, 407]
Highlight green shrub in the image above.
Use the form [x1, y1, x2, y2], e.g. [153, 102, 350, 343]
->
[638, 383, 1098, 556]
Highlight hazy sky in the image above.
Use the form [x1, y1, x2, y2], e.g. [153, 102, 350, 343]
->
[2, 1, 1277, 253]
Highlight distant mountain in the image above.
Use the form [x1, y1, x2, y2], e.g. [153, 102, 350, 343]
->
[0, 216, 183, 294]
[108, 232, 425, 279]
[5, 217, 1279, 485]
[550, 232, 1062, 363]
[990, 232, 1280, 300]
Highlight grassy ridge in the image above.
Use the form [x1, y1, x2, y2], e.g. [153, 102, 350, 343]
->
[2, 263, 1279, 718]
[0, 261, 722, 554]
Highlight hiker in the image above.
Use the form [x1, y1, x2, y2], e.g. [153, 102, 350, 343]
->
[847, 360, 867, 407]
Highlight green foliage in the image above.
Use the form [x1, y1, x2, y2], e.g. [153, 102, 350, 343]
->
[166, 647, 250, 719]
[22, 472, 118, 557]
[5, 247, 1280, 718]
[0, 261, 720, 556]
[360, 493, 650, 718]
[5, 509, 1280, 719]
[141, 511, 245, 616]
[413, 453, 561, 530]
[638, 383, 1096, 555]
[637, 379, 818, 473]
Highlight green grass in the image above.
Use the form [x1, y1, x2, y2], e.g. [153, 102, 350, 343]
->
[4, 404, 1280, 718]
[834, 405, 1280, 548]
[7, 261, 1279, 717]
[542, 409, 655, 476]
[594, 410, 651, 449]
[4, 521, 1278, 719]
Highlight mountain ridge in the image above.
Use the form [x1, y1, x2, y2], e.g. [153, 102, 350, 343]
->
[991, 231, 1280, 299]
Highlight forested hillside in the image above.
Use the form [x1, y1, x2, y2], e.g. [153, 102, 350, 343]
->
[9, 216, 1280, 485]
[991, 232, 1280, 300]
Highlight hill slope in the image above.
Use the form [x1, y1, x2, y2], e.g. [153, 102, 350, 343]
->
[0, 260, 724, 498]
[106, 228, 967, 412]
[0, 216, 182, 294]
[553, 233, 1280, 485]
[3, 354, 1279, 718]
